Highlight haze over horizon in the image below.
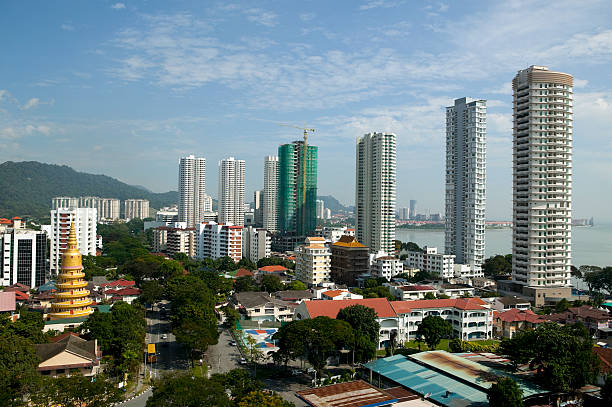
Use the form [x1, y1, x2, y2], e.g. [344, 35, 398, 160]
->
[1, 1, 611, 221]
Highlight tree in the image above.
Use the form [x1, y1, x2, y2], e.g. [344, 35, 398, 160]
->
[32, 374, 122, 407]
[238, 391, 294, 407]
[499, 322, 599, 391]
[10, 309, 46, 342]
[410, 270, 433, 283]
[0, 332, 40, 406]
[216, 256, 239, 272]
[487, 377, 523, 407]
[146, 374, 232, 407]
[210, 369, 262, 404]
[424, 292, 436, 300]
[337, 305, 380, 363]
[238, 257, 257, 270]
[554, 298, 570, 312]
[483, 254, 512, 277]
[415, 316, 452, 350]
[221, 305, 240, 328]
[235, 276, 257, 292]
[139, 280, 164, 306]
[260, 275, 284, 293]
[285, 280, 307, 291]
[80, 311, 114, 353]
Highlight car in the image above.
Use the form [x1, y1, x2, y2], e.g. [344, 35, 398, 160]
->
[239, 358, 247, 365]
[291, 369, 302, 376]
[161, 334, 168, 340]
[306, 367, 316, 374]
[229, 341, 236, 346]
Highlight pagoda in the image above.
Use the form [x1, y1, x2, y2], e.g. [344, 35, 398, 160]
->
[49, 223, 93, 320]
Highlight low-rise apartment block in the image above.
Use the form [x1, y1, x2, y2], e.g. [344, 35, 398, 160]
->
[371, 255, 403, 281]
[232, 291, 295, 322]
[404, 247, 455, 279]
[384, 283, 438, 301]
[295, 237, 331, 286]
[242, 226, 271, 263]
[195, 222, 243, 262]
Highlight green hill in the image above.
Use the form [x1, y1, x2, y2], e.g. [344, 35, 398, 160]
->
[0, 161, 177, 218]
[317, 195, 352, 213]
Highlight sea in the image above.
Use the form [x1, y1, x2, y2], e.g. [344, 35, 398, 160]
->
[396, 223, 612, 269]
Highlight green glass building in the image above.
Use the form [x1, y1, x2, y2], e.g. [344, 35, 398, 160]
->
[277, 140, 318, 237]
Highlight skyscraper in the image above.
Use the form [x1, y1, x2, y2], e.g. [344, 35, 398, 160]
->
[278, 141, 318, 237]
[409, 200, 417, 220]
[125, 199, 150, 220]
[316, 199, 325, 219]
[253, 190, 263, 227]
[49, 207, 97, 274]
[178, 155, 206, 228]
[218, 157, 245, 226]
[263, 156, 278, 232]
[512, 66, 573, 288]
[355, 132, 396, 254]
[445, 97, 487, 273]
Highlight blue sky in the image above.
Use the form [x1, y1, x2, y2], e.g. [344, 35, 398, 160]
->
[1, 1, 612, 221]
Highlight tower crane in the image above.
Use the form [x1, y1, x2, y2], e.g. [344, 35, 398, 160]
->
[278, 123, 316, 235]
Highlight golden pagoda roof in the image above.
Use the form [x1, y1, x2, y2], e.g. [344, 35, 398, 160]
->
[332, 235, 367, 248]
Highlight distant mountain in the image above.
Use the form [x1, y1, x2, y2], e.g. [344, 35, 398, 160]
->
[0, 161, 177, 218]
[317, 195, 352, 213]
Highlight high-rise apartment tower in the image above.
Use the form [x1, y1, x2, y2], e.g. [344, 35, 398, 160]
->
[355, 132, 396, 254]
[218, 157, 245, 226]
[445, 97, 487, 273]
[512, 66, 573, 287]
[278, 141, 318, 237]
[263, 156, 279, 232]
[178, 155, 206, 228]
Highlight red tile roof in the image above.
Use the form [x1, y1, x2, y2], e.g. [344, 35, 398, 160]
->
[14, 291, 29, 301]
[235, 268, 254, 278]
[4, 283, 30, 292]
[258, 265, 289, 273]
[303, 298, 397, 318]
[399, 285, 436, 291]
[106, 288, 141, 296]
[391, 297, 488, 314]
[594, 347, 612, 373]
[495, 308, 545, 324]
[322, 290, 343, 298]
[0, 218, 11, 224]
[101, 279, 135, 288]
[50, 332, 83, 343]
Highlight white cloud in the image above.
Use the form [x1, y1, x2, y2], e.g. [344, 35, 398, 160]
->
[245, 8, 278, 27]
[299, 13, 315, 22]
[111, 3, 126, 10]
[61, 24, 74, 31]
[21, 98, 40, 110]
[359, 0, 403, 11]
[574, 78, 589, 88]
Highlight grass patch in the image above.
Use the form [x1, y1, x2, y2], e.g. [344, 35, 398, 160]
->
[191, 362, 207, 378]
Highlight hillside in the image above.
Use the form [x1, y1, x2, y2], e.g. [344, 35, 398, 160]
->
[0, 161, 177, 218]
[317, 195, 352, 213]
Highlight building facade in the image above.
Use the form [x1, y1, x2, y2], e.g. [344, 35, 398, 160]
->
[195, 222, 243, 262]
[178, 155, 206, 227]
[218, 157, 245, 227]
[166, 227, 196, 257]
[124, 199, 150, 220]
[409, 200, 417, 220]
[49, 208, 97, 274]
[405, 247, 456, 279]
[330, 235, 370, 286]
[512, 66, 573, 288]
[253, 190, 263, 227]
[263, 155, 279, 232]
[355, 132, 396, 254]
[445, 97, 486, 273]
[242, 226, 271, 263]
[371, 255, 404, 281]
[295, 237, 330, 286]
[0, 228, 47, 288]
[78, 197, 120, 221]
[278, 141, 318, 237]
[52, 197, 79, 210]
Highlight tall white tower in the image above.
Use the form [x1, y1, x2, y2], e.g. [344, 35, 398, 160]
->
[218, 157, 245, 226]
[512, 65, 573, 287]
[355, 132, 396, 254]
[178, 155, 206, 228]
[263, 155, 278, 232]
[445, 97, 487, 274]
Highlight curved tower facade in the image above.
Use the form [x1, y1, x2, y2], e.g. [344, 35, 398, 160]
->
[49, 223, 93, 320]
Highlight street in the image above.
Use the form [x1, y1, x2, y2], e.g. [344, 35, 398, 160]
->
[204, 325, 241, 375]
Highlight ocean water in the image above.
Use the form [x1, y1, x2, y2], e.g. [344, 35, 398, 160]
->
[396, 223, 612, 268]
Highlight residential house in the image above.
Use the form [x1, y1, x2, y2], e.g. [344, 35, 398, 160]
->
[546, 305, 612, 337]
[232, 291, 294, 322]
[293, 298, 398, 348]
[493, 308, 547, 339]
[384, 283, 437, 301]
[273, 290, 314, 304]
[492, 296, 531, 312]
[320, 289, 363, 300]
[593, 347, 612, 385]
[35, 334, 101, 376]
[391, 298, 494, 342]
[436, 284, 476, 299]
[103, 287, 141, 304]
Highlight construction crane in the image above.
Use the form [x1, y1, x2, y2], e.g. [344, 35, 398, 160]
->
[278, 123, 316, 235]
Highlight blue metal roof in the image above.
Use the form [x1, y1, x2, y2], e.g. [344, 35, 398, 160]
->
[364, 355, 489, 406]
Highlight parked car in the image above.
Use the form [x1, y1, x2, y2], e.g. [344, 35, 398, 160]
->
[229, 341, 236, 346]
[161, 334, 168, 340]
[291, 369, 302, 376]
[306, 367, 316, 374]
[239, 358, 247, 365]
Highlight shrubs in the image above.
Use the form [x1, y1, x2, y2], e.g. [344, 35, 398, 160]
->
[449, 338, 499, 353]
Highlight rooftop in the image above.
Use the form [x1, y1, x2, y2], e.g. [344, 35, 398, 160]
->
[332, 235, 367, 248]
[498, 296, 531, 306]
[593, 347, 612, 374]
[303, 298, 397, 319]
[258, 265, 289, 273]
[391, 298, 488, 314]
[496, 308, 545, 324]
[234, 291, 292, 309]
[296, 380, 399, 407]
[0, 291, 16, 312]
[35, 335, 98, 370]
[399, 285, 436, 292]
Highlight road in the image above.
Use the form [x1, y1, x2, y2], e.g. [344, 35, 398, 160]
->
[204, 326, 242, 375]
[116, 302, 188, 407]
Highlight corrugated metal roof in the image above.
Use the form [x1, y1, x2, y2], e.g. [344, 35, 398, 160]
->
[364, 355, 489, 406]
[0, 291, 16, 312]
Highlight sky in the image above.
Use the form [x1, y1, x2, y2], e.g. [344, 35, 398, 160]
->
[1, 1, 612, 221]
